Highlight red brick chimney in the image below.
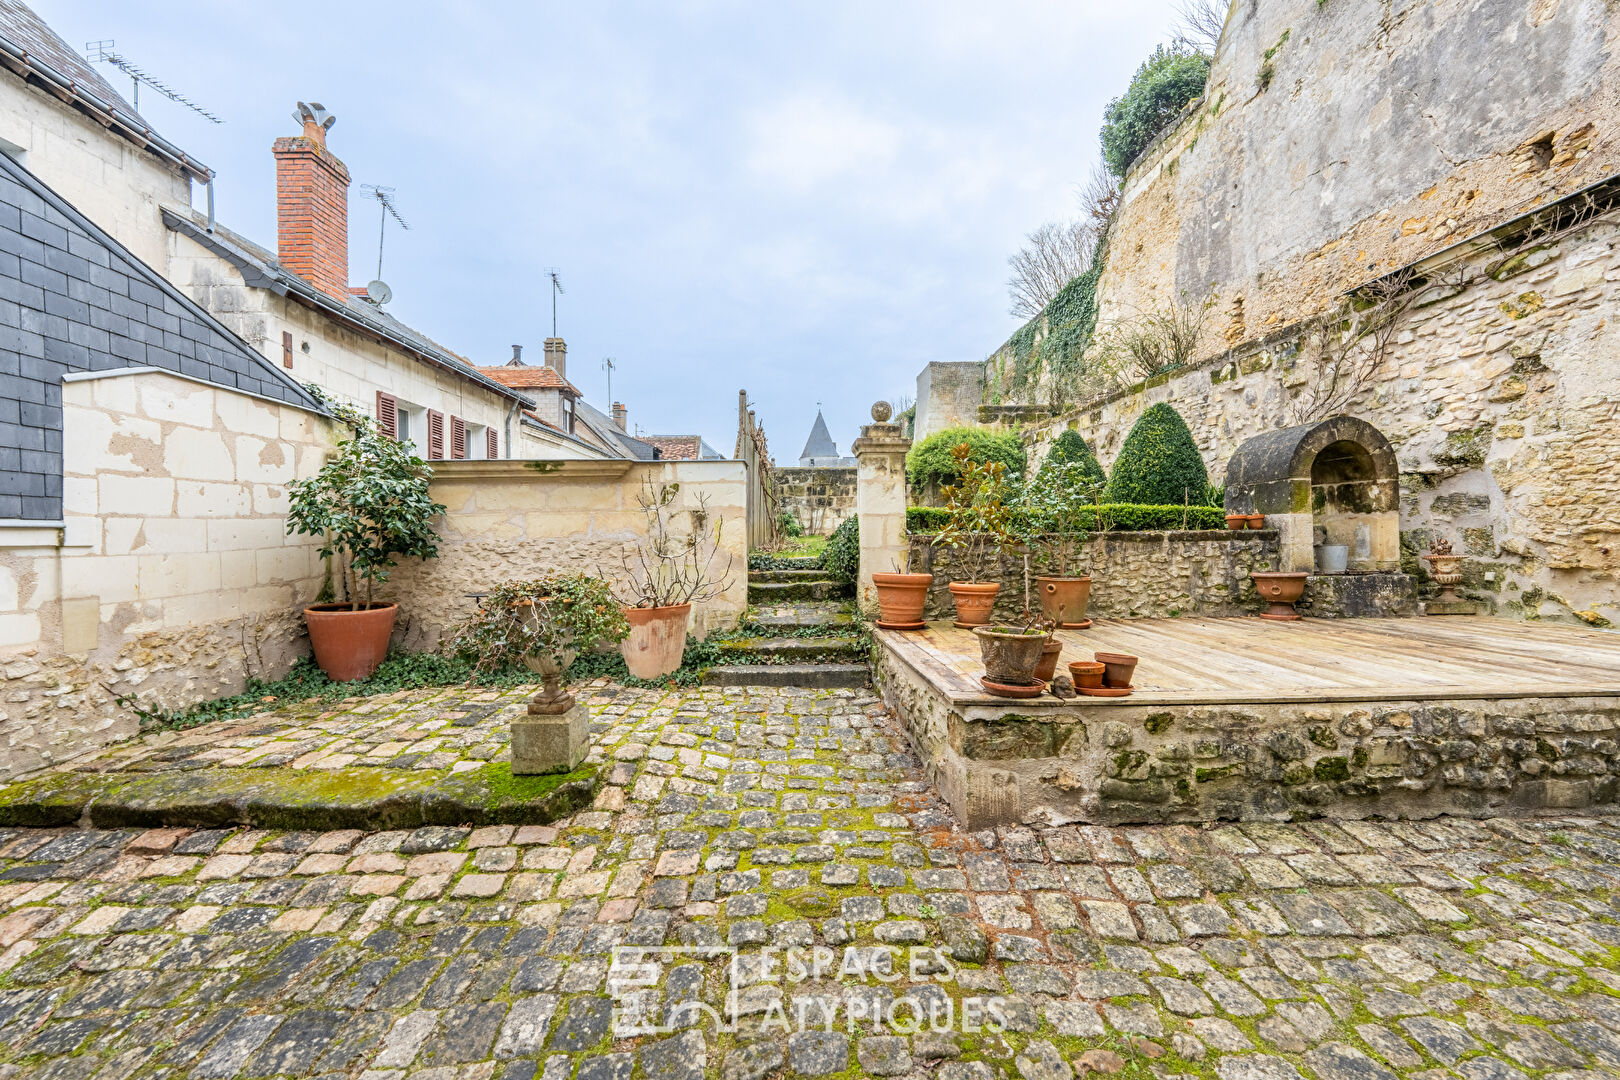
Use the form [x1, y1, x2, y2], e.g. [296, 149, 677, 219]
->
[612, 402, 627, 430]
[273, 102, 350, 300]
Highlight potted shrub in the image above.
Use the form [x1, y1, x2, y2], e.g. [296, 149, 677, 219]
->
[610, 478, 734, 678]
[934, 443, 1016, 628]
[286, 404, 445, 681]
[1024, 453, 1102, 629]
[454, 575, 630, 709]
[872, 531, 933, 630]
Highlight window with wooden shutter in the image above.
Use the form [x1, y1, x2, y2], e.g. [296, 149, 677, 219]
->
[427, 410, 444, 459]
[450, 416, 467, 460]
[487, 428, 500, 459]
[376, 390, 398, 439]
[282, 331, 294, 369]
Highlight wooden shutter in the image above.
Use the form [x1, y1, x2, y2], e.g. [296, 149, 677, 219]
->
[282, 331, 294, 369]
[427, 410, 444, 459]
[375, 390, 398, 439]
[486, 427, 500, 459]
[450, 416, 467, 460]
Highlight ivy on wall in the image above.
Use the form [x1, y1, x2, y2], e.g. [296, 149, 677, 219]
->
[995, 226, 1109, 408]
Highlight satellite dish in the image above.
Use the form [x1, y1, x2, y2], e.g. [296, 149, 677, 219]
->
[365, 279, 392, 305]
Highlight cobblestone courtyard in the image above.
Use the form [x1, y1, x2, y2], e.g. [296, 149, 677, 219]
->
[0, 684, 1618, 1079]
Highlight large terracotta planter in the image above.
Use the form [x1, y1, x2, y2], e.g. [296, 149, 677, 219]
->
[948, 582, 1000, 628]
[622, 603, 691, 679]
[1252, 572, 1308, 621]
[304, 602, 397, 682]
[1035, 575, 1092, 628]
[872, 572, 933, 629]
[972, 625, 1049, 684]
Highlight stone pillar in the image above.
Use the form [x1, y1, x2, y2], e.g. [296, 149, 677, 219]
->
[851, 401, 911, 616]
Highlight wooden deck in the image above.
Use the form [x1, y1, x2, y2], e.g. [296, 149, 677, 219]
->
[876, 617, 1620, 707]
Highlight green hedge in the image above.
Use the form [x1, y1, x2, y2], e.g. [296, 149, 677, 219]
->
[1100, 45, 1211, 177]
[1040, 429, 1106, 490]
[906, 427, 1026, 489]
[906, 503, 1226, 534]
[1102, 402, 1211, 506]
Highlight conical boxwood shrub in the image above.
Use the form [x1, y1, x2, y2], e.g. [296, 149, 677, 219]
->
[1102, 403, 1209, 505]
[1041, 429, 1107, 491]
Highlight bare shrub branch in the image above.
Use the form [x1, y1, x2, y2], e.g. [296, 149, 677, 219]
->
[1174, 0, 1227, 56]
[1007, 219, 1095, 320]
[1088, 291, 1216, 386]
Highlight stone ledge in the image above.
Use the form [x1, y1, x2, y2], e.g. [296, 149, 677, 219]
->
[0, 762, 597, 830]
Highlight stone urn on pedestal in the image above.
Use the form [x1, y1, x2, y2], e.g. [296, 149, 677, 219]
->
[515, 648, 589, 775]
[1421, 537, 1477, 615]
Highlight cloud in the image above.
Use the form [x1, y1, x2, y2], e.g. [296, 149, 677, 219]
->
[744, 92, 901, 195]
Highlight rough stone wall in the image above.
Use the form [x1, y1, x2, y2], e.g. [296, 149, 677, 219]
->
[1021, 216, 1620, 624]
[0, 370, 335, 779]
[909, 530, 1280, 621]
[389, 459, 750, 652]
[774, 467, 856, 536]
[914, 361, 985, 440]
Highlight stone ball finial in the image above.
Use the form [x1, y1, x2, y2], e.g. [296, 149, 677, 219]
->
[871, 401, 893, 422]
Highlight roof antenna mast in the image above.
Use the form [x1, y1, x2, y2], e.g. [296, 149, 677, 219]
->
[84, 40, 222, 122]
[358, 184, 410, 305]
[602, 356, 616, 405]
[546, 269, 564, 337]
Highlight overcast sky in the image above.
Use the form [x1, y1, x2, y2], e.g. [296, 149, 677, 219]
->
[41, 0, 1180, 457]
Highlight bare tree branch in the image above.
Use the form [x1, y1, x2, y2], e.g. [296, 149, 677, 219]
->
[1174, 0, 1227, 56]
[1076, 163, 1120, 229]
[1007, 219, 1095, 320]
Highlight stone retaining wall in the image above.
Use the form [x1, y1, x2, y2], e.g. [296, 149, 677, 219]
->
[775, 466, 855, 536]
[908, 530, 1280, 621]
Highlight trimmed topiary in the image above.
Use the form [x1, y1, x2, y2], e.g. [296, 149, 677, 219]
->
[1102, 403, 1210, 506]
[905, 426, 1026, 490]
[1100, 45, 1212, 177]
[1041, 429, 1107, 491]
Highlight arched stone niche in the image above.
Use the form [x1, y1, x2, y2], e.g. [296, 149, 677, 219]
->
[1224, 415, 1400, 574]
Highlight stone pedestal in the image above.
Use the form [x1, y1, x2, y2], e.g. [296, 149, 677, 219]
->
[511, 703, 589, 774]
[1421, 598, 1481, 616]
[851, 402, 911, 617]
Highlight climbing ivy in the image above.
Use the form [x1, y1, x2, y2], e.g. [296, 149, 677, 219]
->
[1001, 225, 1109, 406]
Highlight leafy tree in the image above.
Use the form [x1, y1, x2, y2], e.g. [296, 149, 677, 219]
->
[1100, 45, 1211, 177]
[935, 445, 1018, 584]
[823, 516, 860, 584]
[286, 411, 446, 610]
[1102, 402, 1210, 506]
[906, 427, 1026, 490]
[1041, 429, 1107, 491]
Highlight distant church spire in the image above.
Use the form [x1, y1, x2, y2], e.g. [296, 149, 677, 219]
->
[798, 409, 839, 466]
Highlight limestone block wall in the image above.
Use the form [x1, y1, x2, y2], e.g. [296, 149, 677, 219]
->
[908, 531, 1280, 622]
[774, 467, 856, 536]
[0, 369, 336, 780]
[389, 459, 749, 652]
[1017, 217, 1620, 625]
[914, 361, 985, 440]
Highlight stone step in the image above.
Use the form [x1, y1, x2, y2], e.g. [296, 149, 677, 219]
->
[701, 663, 869, 689]
[749, 602, 853, 630]
[748, 580, 847, 603]
[717, 636, 864, 662]
[747, 556, 822, 572]
[748, 568, 831, 584]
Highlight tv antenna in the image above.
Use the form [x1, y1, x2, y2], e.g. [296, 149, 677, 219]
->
[359, 184, 410, 305]
[84, 41, 222, 123]
[602, 356, 616, 404]
[546, 269, 564, 337]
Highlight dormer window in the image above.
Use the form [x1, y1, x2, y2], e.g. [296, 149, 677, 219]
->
[561, 394, 575, 434]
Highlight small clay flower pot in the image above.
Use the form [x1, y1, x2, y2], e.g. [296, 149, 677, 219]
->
[1245, 514, 1267, 529]
[1094, 651, 1138, 688]
[1068, 660, 1105, 689]
[872, 572, 933, 629]
[1224, 514, 1246, 531]
[1251, 571, 1308, 620]
[948, 582, 1001, 628]
[1034, 637, 1063, 682]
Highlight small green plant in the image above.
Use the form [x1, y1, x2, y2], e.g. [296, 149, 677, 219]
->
[906, 426, 1026, 490]
[1021, 460, 1103, 576]
[453, 575, 629, 690]
[1103, 402, 1210, 507]
[1100, 44, 1212, 177]
[776, 510, 804, 538]
[823, 515, 860, 585]
[934, 444, 1018, 584]
[285, 399, 446, 609]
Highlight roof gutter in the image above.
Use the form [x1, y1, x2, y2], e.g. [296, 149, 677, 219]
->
[0, 36, 212, 182]
[163, 209, 535, 409]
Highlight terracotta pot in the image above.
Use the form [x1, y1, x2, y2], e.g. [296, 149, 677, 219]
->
[973, 625, 1049, 683]
[621, 603, 691, 678]
[947, 582, 1001, 628]
[1245, 514, 1267, 529]
[1225, 514, 1246, 531]
[1094, 651, 1138, 688]
[304, 602, 398, 682]
[1068, 660, 1105, 689]
[1034, 637, 1063, 682]
[1251, 571, 1308, 621]
[1035, 575, 1092, 628]
[872, 572, 933, 628]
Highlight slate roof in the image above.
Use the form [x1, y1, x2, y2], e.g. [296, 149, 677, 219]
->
[0, 2, 210, 181]
[163, 209, 533, 408]
[799, 410, 838, 461]
[0, 152, 321, 520]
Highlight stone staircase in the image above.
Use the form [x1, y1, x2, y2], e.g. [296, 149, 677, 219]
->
[702, 561, 868, 688]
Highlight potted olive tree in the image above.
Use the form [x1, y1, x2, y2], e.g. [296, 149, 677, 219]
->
[286, 404, 444, 681]
[455, 574, 629, 772]
[610, 478, 734, 678]
[1024, 460, 1102, 629]
[934, 444, 1016, 628]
